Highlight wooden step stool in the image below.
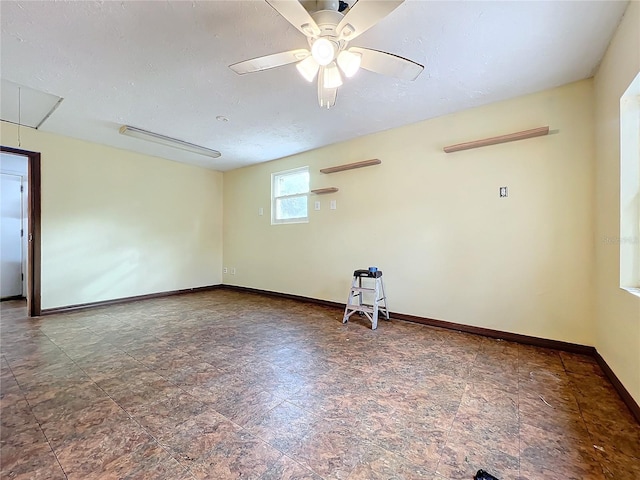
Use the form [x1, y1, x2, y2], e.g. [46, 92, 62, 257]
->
[343, 269, 389, 330]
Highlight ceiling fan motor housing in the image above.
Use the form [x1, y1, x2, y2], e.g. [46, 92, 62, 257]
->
[304, 0, 340, 13]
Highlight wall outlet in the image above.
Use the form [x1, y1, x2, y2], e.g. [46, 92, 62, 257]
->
[258, 207, 264, 216]
[231, 267, 236, 275]
[499, 186, 508, 198]
[223, 267, 228, 274]
[314, 201, 321, 211]
[330, 200, 337, 210]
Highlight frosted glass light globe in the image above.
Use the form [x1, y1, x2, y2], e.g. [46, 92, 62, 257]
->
[311, 38, 336, 66]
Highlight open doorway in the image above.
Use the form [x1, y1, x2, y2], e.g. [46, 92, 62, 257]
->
[0, 146, 41, 316]
[1, 153, 27, 299]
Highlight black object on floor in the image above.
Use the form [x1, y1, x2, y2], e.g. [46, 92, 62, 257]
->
[474, 470, 500, 480]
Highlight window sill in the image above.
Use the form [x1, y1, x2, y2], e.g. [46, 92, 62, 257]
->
[621, 287, 640, 298]
[271, 219, 309, 226]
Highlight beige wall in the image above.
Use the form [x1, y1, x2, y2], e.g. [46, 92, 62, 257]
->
[593, 1, 640, 404]
[224, 80, 596, 345]
[1, 121, 223, 309]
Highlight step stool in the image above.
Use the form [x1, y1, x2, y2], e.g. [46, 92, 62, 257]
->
[343, 269, 389, 330]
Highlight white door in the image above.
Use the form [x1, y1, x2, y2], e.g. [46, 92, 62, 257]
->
[1, 173, 24, 298]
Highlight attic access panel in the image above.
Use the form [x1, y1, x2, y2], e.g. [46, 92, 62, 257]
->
[1, 79, 63, 129]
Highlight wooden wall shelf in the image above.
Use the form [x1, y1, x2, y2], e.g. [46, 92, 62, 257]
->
[311, 187, 339, 195]
[320, 159, 381, 174]
[443, 126, 550, 153]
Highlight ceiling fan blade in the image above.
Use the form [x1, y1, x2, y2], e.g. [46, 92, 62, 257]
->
[229, 49, 310, 74]
[349, 46, 423, 81]
[266, 0, 321, 37]
[317, 68, 337, 108]
[336, 0, 404, 41]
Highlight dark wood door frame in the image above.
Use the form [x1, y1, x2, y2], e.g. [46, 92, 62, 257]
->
[1, 146, 41, 316]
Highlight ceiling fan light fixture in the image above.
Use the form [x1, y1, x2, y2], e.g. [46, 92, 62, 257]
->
[311, 38, 336, 66]
[337, 50, 361, 78]
[296, 56, 320, 82]
[323, 62, 343, 89]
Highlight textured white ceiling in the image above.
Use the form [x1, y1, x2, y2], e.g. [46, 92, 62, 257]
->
[0, 0, 629, 171]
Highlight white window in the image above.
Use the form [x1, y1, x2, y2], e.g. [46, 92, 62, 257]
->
[620, 71, 640, 296]
[271, 167, 309, 224]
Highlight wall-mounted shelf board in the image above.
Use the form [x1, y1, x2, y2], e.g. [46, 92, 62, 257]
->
[443, 126, 550, 153]
[311, 187, 339, 194]
[320, 159, 381, 174]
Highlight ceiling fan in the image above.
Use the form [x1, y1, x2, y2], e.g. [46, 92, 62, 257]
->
[229, 0, 424, 109]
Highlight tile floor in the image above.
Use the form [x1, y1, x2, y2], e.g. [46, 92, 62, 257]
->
[1, 289, 639, 479]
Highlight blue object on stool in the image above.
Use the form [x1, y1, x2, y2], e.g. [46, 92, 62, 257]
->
[354, 269, 382, 278]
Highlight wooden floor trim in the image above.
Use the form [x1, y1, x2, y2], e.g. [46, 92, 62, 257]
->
[40, 285, 222, 315]
[594, 351, 640, 423]
[222, 285, 344, 310]
[1, 295, 25, 302]
[222, 285, 594, 353]
[221, 284, 639, 422]
[391, 311, 596, 355]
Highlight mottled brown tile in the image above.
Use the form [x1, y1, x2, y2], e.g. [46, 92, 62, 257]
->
[457, 381, 519, 425]
[595, 447, 640, 480]
[347, 441, 432, 479]
[134, 391, 207, 440]
[518, 344, 565, 372]
[286, 421, 365, 479]
[188, 428, 282, 479]
[584, 415, 640, 460]
[36, 399, 128, 455]
[162, 410, 240, 464]
[435, 438, 519, 480]
[0, 399, 39, 440]
[573, 374, 636, 427]
[213, 389, 285, 427]
[29, 383, 112, 425]
[448, 409, 519, 458]
[0, 428, 59, 478]
[467, 365, 520, 395]
[519, 422, 605, 480]
[518, 391, 589, 440]
[102, 375, 183, 415]
[1, 293, 638, 479]
[97, 440, 195, 479]
[245, 401, 320, 453]
[355, 409, 447, 470]
[2, 460, 67, 480]
[259, 454, 323, 480]
[560, 351, 605, 378]
[53, 418, 155, 478]
[163, 361, 227, 387]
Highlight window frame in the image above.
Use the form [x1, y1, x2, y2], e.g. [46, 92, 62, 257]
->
[271, 166, 309, 225]
[619, 71, 640, 297]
